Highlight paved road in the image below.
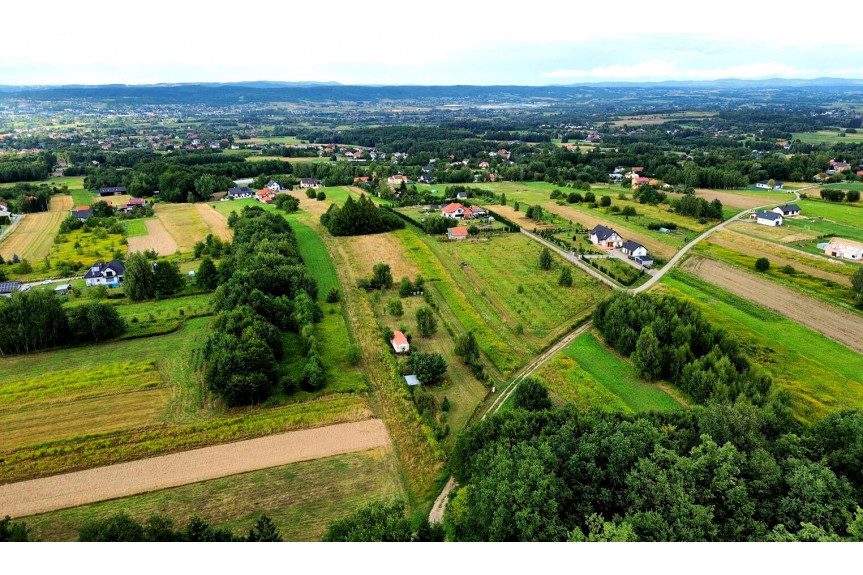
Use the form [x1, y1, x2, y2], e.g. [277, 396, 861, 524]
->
[0, 419, 390, 518]
[429, 187, 808, 524]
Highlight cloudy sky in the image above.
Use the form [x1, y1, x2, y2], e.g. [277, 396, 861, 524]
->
[2, 1, 861, 86]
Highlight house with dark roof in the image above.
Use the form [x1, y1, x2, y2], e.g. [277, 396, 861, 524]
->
[621, 240, 648, 258]
[97, 186, 127, 196]
[756, 180, 784, 190]
[84, 260, 125, 287]
[71, 206, 93, 220]
[300, 178, 322, 189]
[266, 180, 286, 191]
[589, 225, 623, 248]
[422, 165, 434, 173]
[754, 211, 783, 226]
[418, 173, 434, 184]
[772, 204, 801, 217]
[227, 187, 254, 199]
[0, 281, 21, 297]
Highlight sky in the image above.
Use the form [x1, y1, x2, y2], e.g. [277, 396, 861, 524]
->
[2, 1, 862, 86]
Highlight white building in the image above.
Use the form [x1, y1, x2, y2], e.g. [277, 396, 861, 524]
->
[755, 211, 783, 226]
[391, 330, 410, 353]
[824, 238, 863, 261]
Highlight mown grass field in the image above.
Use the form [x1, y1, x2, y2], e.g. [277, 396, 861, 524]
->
[124, 218, 150, 237]
[0, 211, 65, 262]
[659, 270, 863, 423]
[792, 131, 863, 145]
[152, 204, 211, 253]
[537, 332, 682, 413]
[23, 447, 403, 541]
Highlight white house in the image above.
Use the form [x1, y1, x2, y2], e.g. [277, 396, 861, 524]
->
[773, 204, 801, 217]
[756, 180, 784, 190]
[299, 178, 322, 189]
[227, 187, 254, 199]
[387, 174, 408, 186]
[0, 201, 10, 218]
[84, 260, 125, 287]
[589, 225, 623, 248]
[391, 330, 410, 353]
[824, 238, 863, 261]
[621, 240, 648, 258]
[755, 211, 783, 226]
[266, 180, 286, 191]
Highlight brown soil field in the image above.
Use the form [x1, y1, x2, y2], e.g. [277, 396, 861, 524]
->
[709, 231, 852, 286]
[296, 193, 330, 216]
[153, 204, 210, 253]
[50, 195, 73, 212]
[0, 211, 65, 261]
[341, 232, 419, 280]
[541, 203, 679, 259]
[0, 419, 391, 518]
[684, 257, 863, 353]
[194, 203, 232, 241]
[691, 189, 772, 209]
[126, 218, 178, 255]
[728, 220, 818, 244]
[0, 389, 170, 452]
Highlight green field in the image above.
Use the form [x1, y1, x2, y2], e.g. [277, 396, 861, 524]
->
[540, 332, 682, 413]
[792, 131, 863, 145]
[22, 447, 403, 542]
[659, 270, 863, 423]
[124, 218, 150, 237]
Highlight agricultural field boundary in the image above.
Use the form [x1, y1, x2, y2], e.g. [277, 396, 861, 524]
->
[0, 419, 390, 518]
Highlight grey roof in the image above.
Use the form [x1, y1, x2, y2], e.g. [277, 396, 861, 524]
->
[71, 208, 93, 219]
[228, 187, 253, 195]
[84, 260, 126, 280]
[634, 255, 653, 264]
[405, 375, 421, 386]
[97, 186, 127, 194]
[776, 204, 800, 214]
[591, 225, 618, 241]
[419, 174, 434, 182]
[422, 165, 434, 172]
[757, 180, 783, 186]
[622, 240, 645, 253]
[0, 281, 21, 294]
[756, 210, 782, 221]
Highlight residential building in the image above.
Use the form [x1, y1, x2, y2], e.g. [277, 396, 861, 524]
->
[71, 206, 93, 220]
[824, 238, 863, 260]
[266, 180, 286, 191]
[447, 226, 469, 240]
[621, 240, 648, 258]
[772, 204, 801, 217]
[589, 225, 623, 248]
[97, 186, 127, 196]
[299, 178, 322, 189]
[387, 174, 408, 186]
[227, 187, 254, 199]
[84, 260, 125, 287]
[756, 180, 784, 190]
[754, 211, 783, 226]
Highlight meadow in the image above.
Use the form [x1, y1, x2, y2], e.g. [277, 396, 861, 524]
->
[538, 332, 683, 413]
[659, 270, 863, 423]
[791, 130, 863, 145]
[22, 447, 403, 542]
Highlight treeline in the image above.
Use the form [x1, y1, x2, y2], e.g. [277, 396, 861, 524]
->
[0, 152, 55, 183]
[0, 183, 56, 213]
[1, 512, 281, 542]
[203, 206, 320, 406]
[0, 291, 125, 356]
[820, 188, 861, 203]
[592, 292, 773, 405]
[321, 195, 404, 236]
[445, 404, 863, 541]
[673, 193, 724, 220]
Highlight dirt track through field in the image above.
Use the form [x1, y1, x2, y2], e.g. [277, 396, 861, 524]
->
[126, 219, 178, 255]
[684, 257, 863, 353]
[0, 419, 390, 518]
[195, 204, 232, 241]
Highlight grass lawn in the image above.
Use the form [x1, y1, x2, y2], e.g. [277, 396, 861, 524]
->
[546, 332, 683, 413]
[22, 447, 403, 541]
[658, 270, 863, 423]
[124, 218, 150, 237]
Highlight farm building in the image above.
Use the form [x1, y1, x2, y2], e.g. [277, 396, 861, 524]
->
[589, 225, 623, 248]
[830, 160, 851, 171]
[447, 226, 469, 240]
[754, 211, 783, 226]
[0, 281, 21, 297]
[621, 240, 648, 258]
[84, 260, 125, 287]
[71, 206, 93, 220]
[632, 177, 650, 188]
[773, 204, 801, 217]
[97, 186, 127, 196]
[391, 330, 410, 353]
[227, 187, 254, 199]
[824, 238, 863, 261]
[756, 180, 784, 190]
[299, 178, 322, 189]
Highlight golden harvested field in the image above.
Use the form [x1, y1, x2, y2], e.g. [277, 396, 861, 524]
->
[96, 195, 134, 208]
[728, 220, 819, 244]
[341, 232, 420, 280]
[126, 218, 178, 255]
[708, 231, 851, 286]
[691, 189, 777, 209]
[195, 204, 232, 241]
[542, 203, 679, 259]
[0, 211, 65, 261]
[683, 257, 863, 353]
[50, 195, 73, 212]
[153, 204, 210, 253]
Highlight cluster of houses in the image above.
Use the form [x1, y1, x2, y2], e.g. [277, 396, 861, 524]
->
[0, 258, 126, 298]
[0, 201, 11, 218]
[752, 204, 801, 227]
[588, 225, 653, 266]
[71, 197, 149, 220]
[439, 200, 490, 241]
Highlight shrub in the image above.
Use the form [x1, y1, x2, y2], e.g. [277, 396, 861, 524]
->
[539, 247, 552, 270]
[512, 377, 552, 411]
[416, 306, 437, 338]
[755, 257, 770, 272]
[559, 266, 573, 287]
[326, 287, 341, 303]
[387, 297, 404, 317]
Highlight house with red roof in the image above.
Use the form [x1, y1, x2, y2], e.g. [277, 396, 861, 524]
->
[447, 226, 469, 240]
[391, 330, 410, 353]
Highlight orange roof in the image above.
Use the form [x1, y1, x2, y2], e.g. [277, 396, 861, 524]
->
[392, 330, 409, 346]
[75, 205, 90, 211]
[442, 202, 464, 213]
[449, 226, 469, 236]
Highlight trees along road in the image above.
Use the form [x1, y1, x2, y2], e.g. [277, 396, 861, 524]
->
[429, 187, 807, 523]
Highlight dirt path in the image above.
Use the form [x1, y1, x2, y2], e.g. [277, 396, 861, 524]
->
[0, 419, 390, 518]
[684, 257, 863, 353]
[195, 203, 232, 241]
[126, 218, 178, 255]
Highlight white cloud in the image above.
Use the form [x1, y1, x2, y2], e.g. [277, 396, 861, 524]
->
[543, 61, 817, 81]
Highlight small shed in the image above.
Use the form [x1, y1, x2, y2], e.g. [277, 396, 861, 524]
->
[54, 283, 72, 295]
[391, 330, 410, 353]
[405, 375, 420, 386]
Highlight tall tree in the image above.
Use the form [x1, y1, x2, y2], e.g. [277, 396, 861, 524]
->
[416, 306, 437, 338]
[124, 252, 156, 302]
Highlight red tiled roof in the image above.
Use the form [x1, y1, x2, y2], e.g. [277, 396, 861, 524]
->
[449, 226, 468, 236]
[442, 202, 464, 214]
[75, 205, 90, 211]
[392, 330, 409, 346]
